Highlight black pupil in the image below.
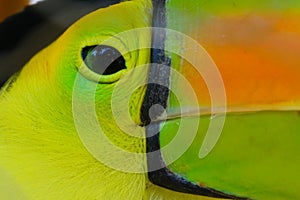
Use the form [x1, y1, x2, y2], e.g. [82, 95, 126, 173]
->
[81, 45, 126, 75]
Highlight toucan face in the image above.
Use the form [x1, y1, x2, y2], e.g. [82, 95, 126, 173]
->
[1, 0, 300, 199]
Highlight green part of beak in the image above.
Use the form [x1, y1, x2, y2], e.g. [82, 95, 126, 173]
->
[160, 111, 300, 199]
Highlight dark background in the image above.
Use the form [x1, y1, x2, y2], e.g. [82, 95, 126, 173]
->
[0, 0, 120, 87]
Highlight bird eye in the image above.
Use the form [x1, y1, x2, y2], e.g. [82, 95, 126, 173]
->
[80, 45, 127, 83]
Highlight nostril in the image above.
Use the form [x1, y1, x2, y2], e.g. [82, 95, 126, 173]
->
[148, 103, 167, 122]
[140, 83, 169, 126]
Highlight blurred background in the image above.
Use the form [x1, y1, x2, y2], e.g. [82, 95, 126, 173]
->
[0, 0, 120, 87]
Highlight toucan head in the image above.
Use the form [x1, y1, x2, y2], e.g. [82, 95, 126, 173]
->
[1, 0, 300, 199]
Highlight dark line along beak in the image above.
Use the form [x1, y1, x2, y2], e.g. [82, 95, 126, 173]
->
[140, 0, 248, 199]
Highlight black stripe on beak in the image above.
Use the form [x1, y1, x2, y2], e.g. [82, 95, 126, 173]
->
[142, 0, 248, 199]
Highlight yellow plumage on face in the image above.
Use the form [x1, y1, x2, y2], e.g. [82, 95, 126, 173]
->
[0, 1, 152, 199]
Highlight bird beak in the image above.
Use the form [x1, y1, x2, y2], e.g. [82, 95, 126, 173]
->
[144, 1, 300, 199]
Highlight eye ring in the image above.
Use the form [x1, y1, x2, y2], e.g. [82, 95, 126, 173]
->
[79, 45, 127, 83]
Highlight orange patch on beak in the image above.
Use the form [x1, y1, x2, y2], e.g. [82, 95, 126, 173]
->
[179, 13, 300, 110]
